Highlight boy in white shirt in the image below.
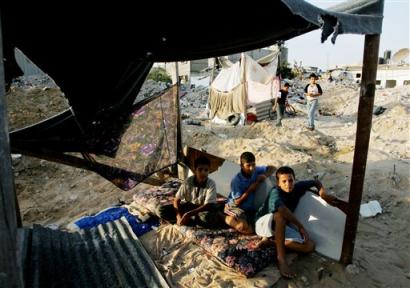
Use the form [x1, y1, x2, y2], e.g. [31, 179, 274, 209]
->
[304, 73, 322, 131]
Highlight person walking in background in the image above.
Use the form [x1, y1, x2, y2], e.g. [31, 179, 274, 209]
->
[275, 82, 290, 127]
[304, 73, 322, 131]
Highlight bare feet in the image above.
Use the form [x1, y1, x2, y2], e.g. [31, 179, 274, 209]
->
[277, 258, 296, 279]
[256, 237, 275, 249]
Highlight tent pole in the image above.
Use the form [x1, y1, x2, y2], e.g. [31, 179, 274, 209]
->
[340, 34, 381, 265]
[0, 16, 24, 287]
[210, 57, 216, 84]
[173, 62, 182, 176]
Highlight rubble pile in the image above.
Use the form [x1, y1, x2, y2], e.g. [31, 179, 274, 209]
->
[12, 74, 58, 90]
[181, 85, 208, 106]
[135, 79, 168, 103]
[180, 85, 209, 120]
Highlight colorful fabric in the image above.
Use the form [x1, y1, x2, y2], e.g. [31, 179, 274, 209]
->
[85, 86, 179, 190]
[133, 179, 277, 277]
[132, 179, 181, 214]
[178, 226, 276, 277]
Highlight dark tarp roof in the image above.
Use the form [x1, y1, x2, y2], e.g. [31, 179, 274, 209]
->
[3, 0, 383, 187]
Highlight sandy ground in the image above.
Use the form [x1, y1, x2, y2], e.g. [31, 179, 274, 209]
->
[7, 82, 410, 287]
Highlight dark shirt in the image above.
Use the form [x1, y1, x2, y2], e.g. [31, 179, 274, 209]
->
[255, 180, 316, 220]
[277, 89, 288, 105]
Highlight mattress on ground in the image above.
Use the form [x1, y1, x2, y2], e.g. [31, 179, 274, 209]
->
[177, 226, 276, 277]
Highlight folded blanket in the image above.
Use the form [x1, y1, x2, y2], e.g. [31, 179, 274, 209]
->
[72, 207, 159, 237]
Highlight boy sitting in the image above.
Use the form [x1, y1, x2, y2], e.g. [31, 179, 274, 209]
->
[225, 152, 275, 234]
[156, 156, 224, 228]
[255, 166, 346, 278]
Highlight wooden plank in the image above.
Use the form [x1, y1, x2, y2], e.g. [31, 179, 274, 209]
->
[0, 18, 23, 287]
[172, 62, 183, 177]
[340, 34, 381, 265]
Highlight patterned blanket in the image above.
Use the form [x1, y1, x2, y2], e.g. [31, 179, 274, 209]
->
[177, 226, 276, 277]
[132, 180, 276, 277]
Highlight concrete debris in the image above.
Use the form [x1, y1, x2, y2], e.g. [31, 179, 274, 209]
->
[360, 200, 382, 218]
[346, 264, 360, 275]
[183, 119, 202, 126]
[11, 154, 22, 165]
[136, 79, 169, 102]
[373, 106, 387, 116]
[12, 74, 58, 89]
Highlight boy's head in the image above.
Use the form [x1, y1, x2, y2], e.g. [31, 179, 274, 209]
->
[283, 82, 290, 92]
[193, 156, 210, 183]
[240, 152, 256, 177]
[309, 73, 317, 84]
[275, 166, 295, 193]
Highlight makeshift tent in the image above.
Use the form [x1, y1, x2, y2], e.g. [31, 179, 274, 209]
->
[2, 0, 384, 190]
[209, 48, 281, 120]
[1, 1, 386, 286]
[3, 0, 383, 165]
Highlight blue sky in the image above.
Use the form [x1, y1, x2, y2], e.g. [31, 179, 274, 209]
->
[286, 0, 410, 70]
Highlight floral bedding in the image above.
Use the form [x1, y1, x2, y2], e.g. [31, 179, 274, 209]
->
[177, 226, 276, 277]
[133, 180, 276, 277]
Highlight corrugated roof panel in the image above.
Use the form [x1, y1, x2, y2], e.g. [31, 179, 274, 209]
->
[26, 217, 168, 288]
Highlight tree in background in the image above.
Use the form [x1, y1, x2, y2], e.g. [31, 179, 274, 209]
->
[147, 67, 172, 84]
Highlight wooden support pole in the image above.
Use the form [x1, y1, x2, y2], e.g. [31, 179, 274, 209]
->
[340, 34, 381, 265]
[172, 62, 182, 176]
[210, 57, 217, 84]
[0, 18, 23, 287]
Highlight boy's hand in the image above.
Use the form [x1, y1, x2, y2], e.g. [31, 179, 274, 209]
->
[321, 194, 349, 214]
[176, 213, 183, 225]
[298, 226, 309, 242]
[322, 194, 340, 206]
[177, 212, 191, 226]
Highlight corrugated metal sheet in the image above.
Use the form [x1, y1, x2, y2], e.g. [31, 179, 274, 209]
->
[25, 217, 169, 288]
[254, 100, 274, 121]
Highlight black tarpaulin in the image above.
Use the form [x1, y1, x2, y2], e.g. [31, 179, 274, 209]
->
[2, 0, 384, 189]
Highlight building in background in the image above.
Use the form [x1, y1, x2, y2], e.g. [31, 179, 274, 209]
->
[327, 48, 410, 88]
[153, 44, 288, 85]
[346, 63, 410, 88]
